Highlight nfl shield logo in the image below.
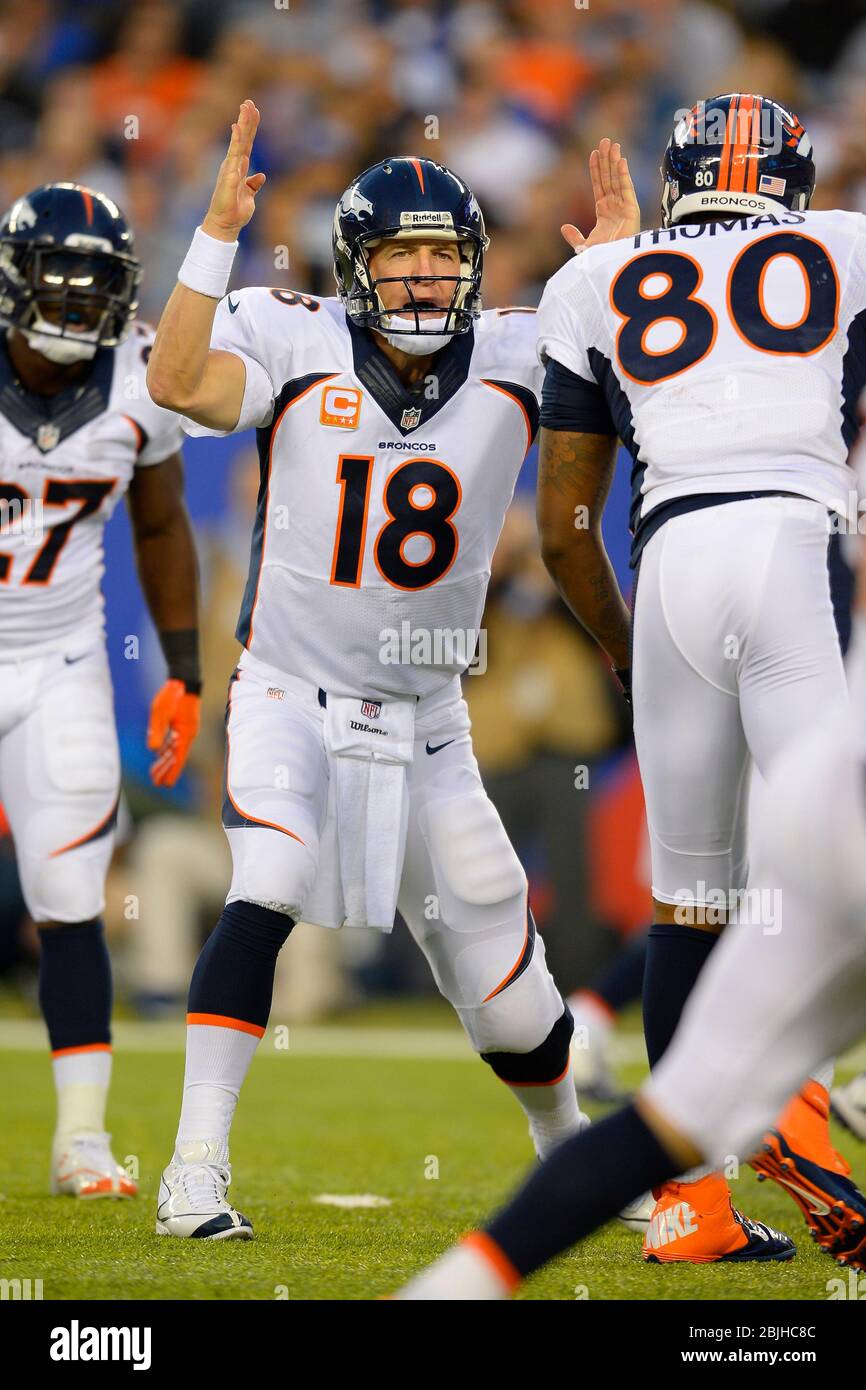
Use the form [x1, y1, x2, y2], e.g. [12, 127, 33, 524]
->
[36, 422, 61, 453]
[400, 406, 422, 430]
[361, 699, 381, 719]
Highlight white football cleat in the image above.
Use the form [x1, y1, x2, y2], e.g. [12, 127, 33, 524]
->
[619, 1190, 655, 1234]
[51, 1131, 138, 1198]
[831, 1073, 866, 1143]
[156, 1140, 253, 1239]
[568, 996, 627, 1104]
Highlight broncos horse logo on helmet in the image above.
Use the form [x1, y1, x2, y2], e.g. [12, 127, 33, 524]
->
[333, 156, 488, 339]
[661, 94, 816, 227]
[0, 182, 142, 364]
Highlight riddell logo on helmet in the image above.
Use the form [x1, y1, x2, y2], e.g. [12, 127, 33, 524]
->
[399, 211, 454, 227]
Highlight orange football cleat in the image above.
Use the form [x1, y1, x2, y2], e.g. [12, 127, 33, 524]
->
[752, 1080, 866, 1268]
[642, 1172, 794, 1263]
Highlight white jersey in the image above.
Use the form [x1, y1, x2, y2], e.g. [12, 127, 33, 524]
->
[537, 208, 866, 563]
[184, 291, 541, 699]
[0, 323, 182, 657]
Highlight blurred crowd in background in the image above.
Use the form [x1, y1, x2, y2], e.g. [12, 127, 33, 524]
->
[1, 0, 863, 1020]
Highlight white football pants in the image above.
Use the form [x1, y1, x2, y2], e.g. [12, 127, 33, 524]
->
[222, 650, 564, 1055]
[0, 642, 120, 922]
[632, 496, 848, 907]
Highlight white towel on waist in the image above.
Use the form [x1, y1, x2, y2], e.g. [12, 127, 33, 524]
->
[320, 694, 416, 931]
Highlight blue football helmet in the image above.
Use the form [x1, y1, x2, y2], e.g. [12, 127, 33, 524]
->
[661, 94, 816, 227]
[0, 182, 142, 352]
[333, 156, 488, 337]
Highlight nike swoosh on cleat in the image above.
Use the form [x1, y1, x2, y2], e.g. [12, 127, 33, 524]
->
[425, 739, 454, 755]
[772, 1176, 831, 1216]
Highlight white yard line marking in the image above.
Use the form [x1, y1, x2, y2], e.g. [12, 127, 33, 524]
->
[0, 1019, 863, 1073]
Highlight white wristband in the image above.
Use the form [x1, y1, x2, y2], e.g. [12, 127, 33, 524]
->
[178, 225, 238, 299]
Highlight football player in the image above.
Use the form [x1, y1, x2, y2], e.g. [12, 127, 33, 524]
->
[397, 595, 866, 1294]
[146, 101, 639, 1238]
[0, 184, 202, 1196]
[522, 92, 866, 1263]
[395, 270, 866, 1307]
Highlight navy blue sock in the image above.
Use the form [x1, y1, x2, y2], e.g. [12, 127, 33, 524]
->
[486, 1103, 676, 1277]
[38, 919, 112, 1053]
[586, 928, 648, 1013]
[642, 920, 718, 1067]
[188, 900, 295, 1031]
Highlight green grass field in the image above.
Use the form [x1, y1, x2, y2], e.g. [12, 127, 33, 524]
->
[2, 1005, 864, 1301]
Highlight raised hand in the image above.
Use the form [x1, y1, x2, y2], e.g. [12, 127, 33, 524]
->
[203, 99, 266, 243]
[562, 137, 641, 254]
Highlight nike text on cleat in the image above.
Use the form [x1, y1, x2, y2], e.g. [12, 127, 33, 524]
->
[51, 1131, 138, 1199]
[641, 1175, 795, 1264]
[752, 1129, 866, 1268]
[155, 1140, 253, 1240]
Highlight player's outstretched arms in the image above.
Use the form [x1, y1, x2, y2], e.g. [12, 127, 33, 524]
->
[537, 425, 631, 672]
[562, 137, 640, 254]
[147, 99, 266, 431]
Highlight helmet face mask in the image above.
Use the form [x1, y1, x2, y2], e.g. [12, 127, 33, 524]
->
[660, 94, 816, 228]
[333, 158, 488, 340]
[0, 184, 142, 355]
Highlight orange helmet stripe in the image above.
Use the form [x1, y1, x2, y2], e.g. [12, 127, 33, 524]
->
[407, 157, 425, 194]
[728, 93, 755, 193]
[746, 96, 763, 193]
[717, 95, 740, 192]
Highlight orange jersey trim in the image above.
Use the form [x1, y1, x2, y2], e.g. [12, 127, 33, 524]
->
[481, 379, 533, 455]
[246, 374, 339, 649]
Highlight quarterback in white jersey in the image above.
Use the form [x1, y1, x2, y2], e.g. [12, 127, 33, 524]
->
[0, 184, 201, 1200]
[535, 92, 866, 1265]
[146, 101, 640, 1240]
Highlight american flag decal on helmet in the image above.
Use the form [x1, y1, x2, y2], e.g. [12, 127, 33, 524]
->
[759, 174, 786, 196]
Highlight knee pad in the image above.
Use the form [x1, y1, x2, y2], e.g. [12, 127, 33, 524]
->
[457, 930, 565, 1056]
[41, 684, 119, 796]
[483, 1006, 574, 1084]
[225, 825, 317, 918]
[22, 844, 110, 924]
[420, 791, 526, 927]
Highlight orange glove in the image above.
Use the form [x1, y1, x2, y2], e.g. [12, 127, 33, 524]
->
[147, 679, 201, 788]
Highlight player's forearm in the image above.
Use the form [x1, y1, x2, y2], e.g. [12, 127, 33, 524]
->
[147, 283, 245, 430]
[537, 426, 630, 669]
[134, 508, 200, 636]
[541, 528, 631, 669]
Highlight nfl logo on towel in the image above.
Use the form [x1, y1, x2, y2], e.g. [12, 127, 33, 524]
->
[400, 406, 422, 429]
[361, 699, 381, 719]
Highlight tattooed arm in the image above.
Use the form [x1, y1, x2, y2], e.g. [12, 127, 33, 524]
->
[536, 426, 631, 671]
